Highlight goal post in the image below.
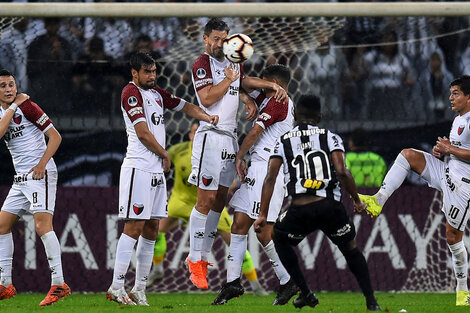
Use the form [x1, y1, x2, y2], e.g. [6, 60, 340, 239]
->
[1, 2, 470, 17]
[1, 2, 469, 295]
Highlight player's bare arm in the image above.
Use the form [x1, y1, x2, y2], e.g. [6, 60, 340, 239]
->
[30, 126, 62, 180]
[235, 124, 264, 181]
[331, 150, 367, 214]
[180, 102, 219, 125]
[239, 89, 257, 122]
[435, 136, 470, 162]
[254, 156, 282, 233]
[197, 66, 239, 108]
[134, 121, 171, 172]
[241, 77, 288, 103]
[0, 93, 29, 137]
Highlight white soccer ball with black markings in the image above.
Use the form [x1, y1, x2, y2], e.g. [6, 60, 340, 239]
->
[223, 33, 254, 63]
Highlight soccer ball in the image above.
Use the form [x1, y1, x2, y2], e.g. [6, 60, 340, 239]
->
[223, 33, 254, 63]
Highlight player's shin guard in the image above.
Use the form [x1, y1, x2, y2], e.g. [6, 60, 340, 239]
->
[135, 236, 155, 291]
[201, 210, 221, 261]
[188, 208, 207, 262]
[40, 231, 64, 286]
[448, 241, 469, 292]
[227, 234, 247, 283]
[263, 240, 291, 285]
[273, 236, 309, 295]
[342, 247, 376, 303]
[153, 232, 166, 265]
[0, 233, 13, 287]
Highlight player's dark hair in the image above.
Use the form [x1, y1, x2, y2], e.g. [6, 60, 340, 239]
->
[204, 18, 230, 36]
[296, 94, 321, 123]
[0, 69, 15, 80]
[262, 64, 291, 89]
[129, 52, 155, 72]
[450, 75, 470, 95]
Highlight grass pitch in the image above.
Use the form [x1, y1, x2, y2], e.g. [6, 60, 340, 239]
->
[0, 292, 464, 313]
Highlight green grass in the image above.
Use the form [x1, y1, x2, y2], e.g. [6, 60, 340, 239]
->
[0, 292, 465, 313]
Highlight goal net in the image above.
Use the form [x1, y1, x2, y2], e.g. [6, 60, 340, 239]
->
[1, 2, 470, 294]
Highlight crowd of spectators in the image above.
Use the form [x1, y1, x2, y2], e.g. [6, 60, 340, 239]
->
[0, 12, 469, 125]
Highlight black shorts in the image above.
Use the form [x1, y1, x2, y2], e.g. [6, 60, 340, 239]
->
[273, 197, 356, 247]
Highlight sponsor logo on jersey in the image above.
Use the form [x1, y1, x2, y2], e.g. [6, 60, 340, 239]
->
[244, 176, 256, 187]
[202, 175, 213, 186]
[151, 176, 164, 187]
[36, 113, 49, 126]
[259, 112, 271, 121]
[13, 113, 22, 124]
[221, 149, 236, 160]
[128, 96, 138, 107]
[196, 68, 206, 79]
[133, 203, 144, 215]
[128, 107, 143, 117]
[151, 112, 163, 125]
[458, 125, 465, 135]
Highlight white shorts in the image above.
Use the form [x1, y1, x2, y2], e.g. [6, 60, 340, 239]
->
[188, 130, 238, 190]
[1, 171, 57, 217]
[422, 152, 470, 231]
[229, 161, 285, 222]
[118, 167, 168, 220]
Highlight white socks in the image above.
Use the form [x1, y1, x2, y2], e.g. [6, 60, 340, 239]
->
[0, 233, 13, 286]
[134, 236, 155, 291]
[201, 210, 221, 261]
[112, 233, 137, 290]
[448, 241, 469, 292]
[263, 240, 290, 285]
[40, 231, 64, 286]
[188, 208, 207, 262]
[227, 234, 247, 283]
[376, 153, 411, 206]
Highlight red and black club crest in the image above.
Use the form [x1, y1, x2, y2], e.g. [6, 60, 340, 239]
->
[458, 125, 465, 135]
[133, 203, 144, 215]
[202, 175, 213, 187]
[13, 114, 22, 124]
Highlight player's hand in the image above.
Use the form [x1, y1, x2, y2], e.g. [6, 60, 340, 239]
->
[271, 83, 288, 103]
[236, 158, 247, 181]
[162, 151, 171, 173]
[245, 100, 257, 122]
[436, 136, 452, 155]
[225, 64, 240, 83]
[253, 216, 267, 233]
[29, 165, 46, 180]
[14, 93, 29, 105]
[353, 199, 367, 214]
[207, 114, 219, 126]
[432, 144, 443, 158]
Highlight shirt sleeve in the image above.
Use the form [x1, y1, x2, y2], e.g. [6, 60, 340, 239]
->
[256, 98, 288, 129]
[328, 131, 345, 152]
[192, 55, 213, 91]
[19, 100, 53, 132]
[271, 137, 284, 160]
[121, 84, 145, 125]
[154, 86, 186, 111]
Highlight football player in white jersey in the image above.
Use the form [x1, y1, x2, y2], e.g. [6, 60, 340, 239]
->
[358, 75, 470, 306]
[187, 17, 289, 290]
[0, 69, 70, 306]
[107, 52, 218, 306]
[212, 64, 296, 305]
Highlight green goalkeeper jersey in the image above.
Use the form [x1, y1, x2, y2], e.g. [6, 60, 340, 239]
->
[168, 141, 197, 205]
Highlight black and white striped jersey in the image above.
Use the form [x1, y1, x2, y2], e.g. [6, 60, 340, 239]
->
[271, 123, 344, 201]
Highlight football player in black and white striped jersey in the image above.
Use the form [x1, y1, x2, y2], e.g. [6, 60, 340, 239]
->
[254, 95, 381, 311]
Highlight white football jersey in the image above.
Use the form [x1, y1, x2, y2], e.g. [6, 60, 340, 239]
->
[192, 53, 243, 137]
[249, 91, 295, 162]
[0, 100, 56, 174]
[448, 111, 470, 179]
[121, 82, 186, 173]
